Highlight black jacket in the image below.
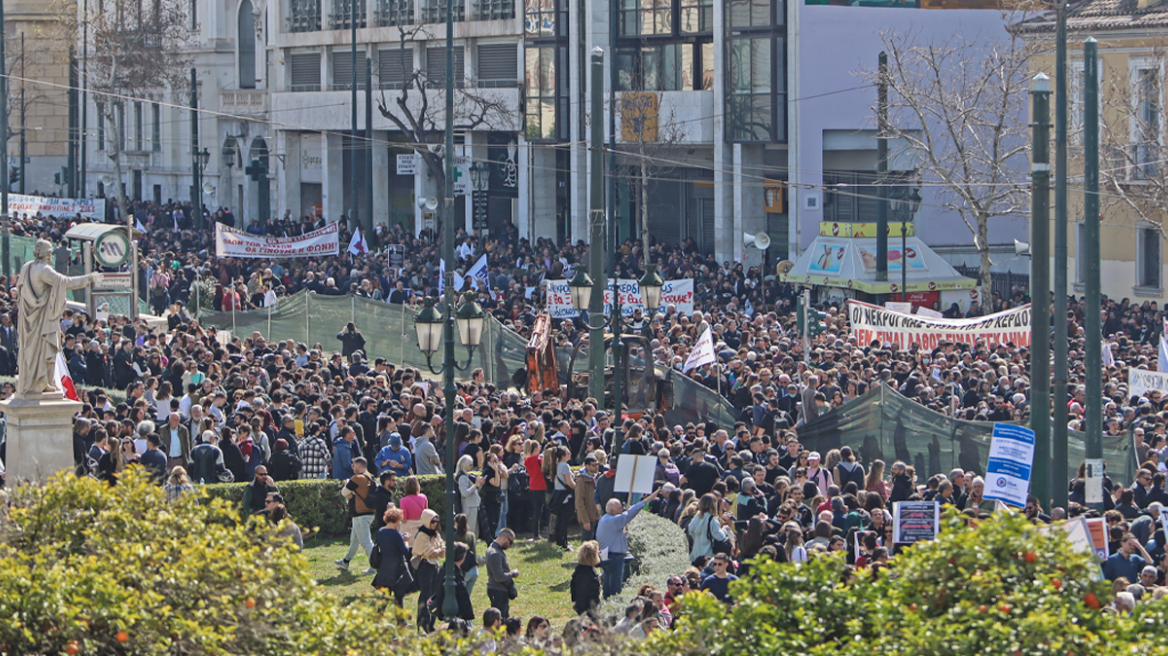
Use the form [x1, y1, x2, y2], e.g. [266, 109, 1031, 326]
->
[221, 439, 247, 483]
[570, 564, 601, 616]
[428, 566, 474, 621]
[337, 330, 367, 357]
[268, 450, 303, 481]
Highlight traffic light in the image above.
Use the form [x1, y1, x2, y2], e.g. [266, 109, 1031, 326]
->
[809, 310, 828, 337]
[11, 168, 21, 188]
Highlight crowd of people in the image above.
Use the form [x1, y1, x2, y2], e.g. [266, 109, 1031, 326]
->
[3, 199, 1168, 630]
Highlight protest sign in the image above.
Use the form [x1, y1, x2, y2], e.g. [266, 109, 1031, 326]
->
[10, 193, 105, 220]
[1129, 368, 1168, 400]
[892, 501, 940, 544]
[214, 222, 339, 259]
[983, 423, 1036, 508]
[613, 454, 657, 495]
[847, 300, 1031, 351]
[547, 278, 694, 319]
[1085, 518, 1109, 561]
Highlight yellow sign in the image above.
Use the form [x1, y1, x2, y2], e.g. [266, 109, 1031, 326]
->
[817, 222, 915, 238]
[621, 92, 659, 142]
[764, 180, 786, 214]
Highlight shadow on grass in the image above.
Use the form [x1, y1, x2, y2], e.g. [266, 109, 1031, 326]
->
[515, 542, 570, 563]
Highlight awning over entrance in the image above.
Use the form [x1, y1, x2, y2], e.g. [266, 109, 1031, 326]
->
[780, 227, 977, 295]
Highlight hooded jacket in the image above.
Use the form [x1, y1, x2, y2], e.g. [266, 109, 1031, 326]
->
[411, 508, 445, 566]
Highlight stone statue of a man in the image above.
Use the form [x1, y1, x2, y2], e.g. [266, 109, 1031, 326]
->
[16, 239, 101, 398]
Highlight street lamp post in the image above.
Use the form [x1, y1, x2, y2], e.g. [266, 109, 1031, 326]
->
[414, 289, 485, 621]
[194, 147, 209, 230]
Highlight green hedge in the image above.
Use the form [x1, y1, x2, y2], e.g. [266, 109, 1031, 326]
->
[203, 475, 448, 536]
[600, 511, 692, 616]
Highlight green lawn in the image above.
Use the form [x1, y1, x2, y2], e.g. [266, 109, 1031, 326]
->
[303, 533, 581, 627]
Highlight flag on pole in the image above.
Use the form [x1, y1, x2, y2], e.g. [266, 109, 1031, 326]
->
[683, 328, 716, 373]
[467, 254, 490, 293]
[55, 351, 79, 402]
[1102, 339, 1114, 368]
[1160, 335, 1168, 373]
[135, 218, 147, 233]
[347, 228, 368, 256]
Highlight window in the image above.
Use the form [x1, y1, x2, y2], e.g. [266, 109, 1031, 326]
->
[726, 0, 785, 142]
[96, 101, 105, 151]
[289, 0, 321, 31]
[477, 44, 518, 87]
[289, 52, 322, 91]
[524, 46, 566, 140]
[617, 42, 712, 91]
[239, 0, 257, 89]
[422, 0, 465, 23]
[822, 170, 913, 223]
[1069, 60, 1102, 148]
[379, 48, 412, 89]
[524, 0, 561, 36]
[1137, 225, 1162, 290]
[474, 0, 514, 20]
[117, 103, 126, 151]
[425, 46, 465, 88]
[332, 49, 370, 90]
[329, 0, 367, 29]
[190, 0, 197, 28]
[1131, 58, 1163, 180]
[1074, 221, 1086, 285]
[134, 101, 143, 151]
[376, 0, 414, 25]
[151, 102, 161, 152]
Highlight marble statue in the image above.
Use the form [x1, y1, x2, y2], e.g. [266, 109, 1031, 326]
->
[15, 239, 101, 398]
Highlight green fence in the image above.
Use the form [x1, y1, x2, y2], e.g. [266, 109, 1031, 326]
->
[795, 384, 1137, 485]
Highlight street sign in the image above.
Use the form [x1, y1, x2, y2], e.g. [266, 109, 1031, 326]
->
[396, 154, 418, 175]
[94, 231, 131, 268]
[93, 272, 134, 290]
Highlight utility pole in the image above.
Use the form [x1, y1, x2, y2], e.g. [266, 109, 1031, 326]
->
[80, 0, 88, 197]
[23, 33, 29, 196]
[1083, 38, 1102, 511]
[608, 0, 622, 453]
[350, 0, 358, 233]
[1030, 73, 1052, 512]
[365, 55, 375, 249]
[190, 68, 202, 231]
[611, 183, 623, 456]
[1, 0, 11, 282]
[1052, 0, 1070, 509]
[588, 48, 606, 405]
[875, 52, 889, 293]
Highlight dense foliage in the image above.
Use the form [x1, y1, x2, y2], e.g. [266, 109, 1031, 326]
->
[203, 474, 448, 536]
[0, 469, 409, 656]
[652, 510, 1122, 656]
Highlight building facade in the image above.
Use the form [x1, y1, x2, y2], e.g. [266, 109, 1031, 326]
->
[71, 0, 1027, 272]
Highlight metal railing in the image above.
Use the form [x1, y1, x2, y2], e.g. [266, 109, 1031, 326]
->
[328, 0, 368, 29]
[289, 0, 322, 31]
[376, 0, 415, 25]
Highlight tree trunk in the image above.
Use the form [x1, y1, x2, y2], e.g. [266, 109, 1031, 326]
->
[976, 211, 992, 309]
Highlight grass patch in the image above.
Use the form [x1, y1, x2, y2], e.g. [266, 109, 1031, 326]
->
[303, 533, 580, 627]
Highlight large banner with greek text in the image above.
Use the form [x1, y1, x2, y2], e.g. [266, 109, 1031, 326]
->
[546, 278, 694, 319]
[1129, 368, 1168, 400]
[846, 299, 1031, 350]
[10, 193, 105, 220]
[214, 222, 339, 259]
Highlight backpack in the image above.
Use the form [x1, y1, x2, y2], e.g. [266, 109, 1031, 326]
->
[837, 461, 865, 490]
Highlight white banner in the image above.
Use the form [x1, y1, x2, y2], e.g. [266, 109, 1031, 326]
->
[214, 222, 339, 259]
[546, 278, 695, 319]
[847, 300, 1031, 351]
[984, 423, 1036, 508]
[1130, 367, 1168, 400]
[10, 194, 105, 220]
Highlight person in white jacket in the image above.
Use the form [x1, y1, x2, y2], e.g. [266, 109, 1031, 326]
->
[457, 454, 485, 535]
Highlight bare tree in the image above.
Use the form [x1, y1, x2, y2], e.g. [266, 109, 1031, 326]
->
[52, 0, 191, 215]
[376, 25, 517, 245]
[866, 26, 1033, 301]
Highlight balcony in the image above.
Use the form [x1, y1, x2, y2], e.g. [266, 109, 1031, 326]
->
[220, 90, 269, 115]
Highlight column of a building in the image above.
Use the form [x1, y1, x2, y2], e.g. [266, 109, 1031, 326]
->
[323, 132, 345, 221]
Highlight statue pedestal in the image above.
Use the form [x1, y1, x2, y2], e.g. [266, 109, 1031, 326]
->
[2, 394, 83, 485]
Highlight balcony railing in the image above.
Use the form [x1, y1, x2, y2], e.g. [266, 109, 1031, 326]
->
[472, 0, 514, 20]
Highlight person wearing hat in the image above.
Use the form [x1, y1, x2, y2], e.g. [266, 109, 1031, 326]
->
[376, 432, 413, 475]
[805, 451, 832, 497]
